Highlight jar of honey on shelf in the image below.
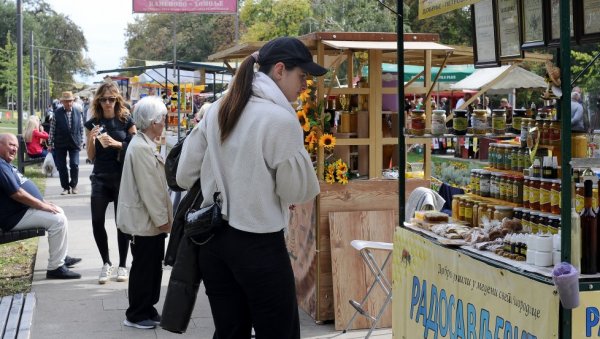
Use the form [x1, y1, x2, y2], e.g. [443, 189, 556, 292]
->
[529, 177, 540, 211]
[523, 176, 531, 209]
[492, 109, 507, 135]
[539, 178, 552, 213]
[410, 110, 425, 136]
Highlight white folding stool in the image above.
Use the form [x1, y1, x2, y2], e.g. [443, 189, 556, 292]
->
[342, 240, 393, 338]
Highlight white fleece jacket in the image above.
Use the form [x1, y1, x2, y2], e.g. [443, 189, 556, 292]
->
[176, 72, 320, 233]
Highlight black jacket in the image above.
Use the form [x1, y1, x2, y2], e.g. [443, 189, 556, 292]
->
[161, 181, 203, 333]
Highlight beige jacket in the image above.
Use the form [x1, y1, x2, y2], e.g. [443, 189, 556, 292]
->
[117, 132, 173, 236]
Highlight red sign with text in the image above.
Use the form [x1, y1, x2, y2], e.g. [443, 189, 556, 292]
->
[132, 0, 237, 13]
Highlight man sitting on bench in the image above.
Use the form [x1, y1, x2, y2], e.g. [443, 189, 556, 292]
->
[0, 133, 81, 279]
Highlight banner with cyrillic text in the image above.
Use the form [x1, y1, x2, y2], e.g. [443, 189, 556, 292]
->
[392, 227, 559, 338]
[132, 0, 237, 13]
[572, 291, 600, 338]
[418, 0, 481, 20]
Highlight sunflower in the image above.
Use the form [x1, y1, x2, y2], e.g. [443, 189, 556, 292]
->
[297, 111, 310, 132]
[318, 134, 336, 149]
[306, 79, 314, 87]
[299, 88, 311, 102]
[337, 161, 348, 173]
[327, 164, 335, 175]
[338, 175, 348, 184]
[336, 170, 347, 181]
[305, 131, 318, 151]
[325, 171, 335, 184]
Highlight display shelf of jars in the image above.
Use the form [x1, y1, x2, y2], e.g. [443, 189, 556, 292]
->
[404, 130, 519, 139]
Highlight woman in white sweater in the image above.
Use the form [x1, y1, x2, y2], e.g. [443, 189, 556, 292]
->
[176, 37, 326, 338]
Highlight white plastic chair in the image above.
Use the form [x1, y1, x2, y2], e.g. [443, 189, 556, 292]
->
[342, 240, 393, 338]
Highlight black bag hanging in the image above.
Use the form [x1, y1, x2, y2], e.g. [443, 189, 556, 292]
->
[164, 136, 186, 191]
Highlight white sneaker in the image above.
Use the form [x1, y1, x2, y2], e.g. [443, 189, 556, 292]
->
[117, 267, 128, 282]
[98, 263, 113, 284]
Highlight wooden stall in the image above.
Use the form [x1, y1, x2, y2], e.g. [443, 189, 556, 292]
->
[208, 32, 476, 323]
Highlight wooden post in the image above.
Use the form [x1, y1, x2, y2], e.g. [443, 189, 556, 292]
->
[369, 49, 383, 178]
[316, 41, 326, 180]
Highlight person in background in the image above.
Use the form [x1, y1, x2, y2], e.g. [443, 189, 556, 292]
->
[455, 92, 472, 109]
[176, 36, 323, 339]
[48, 91, 84, 195]
[195, 102, 212, 122]
[116, 96, 172, 330]
[85, 82, 136, 285]
[23, 115, 48, 158]
[0, 133, 81, 279]
[572, 91, 585, 132]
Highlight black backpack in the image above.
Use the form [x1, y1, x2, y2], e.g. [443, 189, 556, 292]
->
[165, 136, 186, 192]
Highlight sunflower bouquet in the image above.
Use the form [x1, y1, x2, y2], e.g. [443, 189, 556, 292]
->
[296, 79, 335, 155]
[325, 159, 349, 184]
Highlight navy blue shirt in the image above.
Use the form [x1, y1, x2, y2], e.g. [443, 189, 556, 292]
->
[0, 159, 44, 230]
[85, 116, 134, 174]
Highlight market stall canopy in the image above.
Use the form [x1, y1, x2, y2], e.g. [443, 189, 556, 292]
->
[362, 64, 475, 82]
[451, 65, 547, 90]
[208, 32, 472, 67]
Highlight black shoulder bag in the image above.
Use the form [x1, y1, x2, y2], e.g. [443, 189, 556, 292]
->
[184, 191, 223, 245]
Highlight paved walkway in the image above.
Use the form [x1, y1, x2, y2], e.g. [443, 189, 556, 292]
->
[30, 153, 392, 338]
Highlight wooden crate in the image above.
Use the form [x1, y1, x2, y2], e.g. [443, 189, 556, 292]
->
[329, 210, 395, 330]
[287, 178, 428, 322]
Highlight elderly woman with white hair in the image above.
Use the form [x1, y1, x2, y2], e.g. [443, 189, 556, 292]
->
[116, 96, 173, 330]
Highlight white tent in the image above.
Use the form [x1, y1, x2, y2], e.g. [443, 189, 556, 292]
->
[451, 65, 546, 90]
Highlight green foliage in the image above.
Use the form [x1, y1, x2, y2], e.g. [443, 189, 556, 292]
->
[305, 0, 397, 33]
[240, 0, 312, 41]
[0, 0, 92, 101]
[124, 13, 236, 66]
[571, 46, 600, 93]
[404, 0, 472, 45]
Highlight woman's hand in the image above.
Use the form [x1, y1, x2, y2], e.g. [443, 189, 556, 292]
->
[97, 134, 122, 149]
[158, 223, 172, 233]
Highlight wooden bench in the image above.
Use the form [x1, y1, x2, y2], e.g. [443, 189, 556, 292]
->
[0, 293, 36, 339]
[16, 135, 44, 175]
[0, 229, 45, 245]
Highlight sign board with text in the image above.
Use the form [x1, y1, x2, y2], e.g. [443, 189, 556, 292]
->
[418, 0, 483, 20]
[392, 227, 559, 338]
[132, 0, 237, 13]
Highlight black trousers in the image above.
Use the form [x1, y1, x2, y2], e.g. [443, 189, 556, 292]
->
[126, 233, 166, 323]
[90, 173, 129, 267]
[197, 224, 300, 339]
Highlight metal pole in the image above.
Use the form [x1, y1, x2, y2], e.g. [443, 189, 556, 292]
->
[397, 0, 405, 224]
[16, 0, 23, 135]
[29, 31, 34, 116]
[37, 48, 41, 115]
[559, 0, 572, 338]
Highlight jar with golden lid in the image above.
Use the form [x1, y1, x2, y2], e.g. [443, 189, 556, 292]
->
[464, 199, 473, 226]
[521, 209, 531, 232]
[503, 145, 513, 171]
[410, 110, 426, 136]
[492, 109, 507, 135]
[505, 175, 514, 203]
[472, 201, 479, 227]
[472, 109, 488, 135]
[529, 211, 540, 233]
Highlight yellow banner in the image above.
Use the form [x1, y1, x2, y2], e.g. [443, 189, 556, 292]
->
[392, 227, 559, 338]
[418, 0, 481, 20]
[572, 291, 600, 338]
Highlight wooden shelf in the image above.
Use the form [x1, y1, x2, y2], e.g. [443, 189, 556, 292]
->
[404, 132, 519, 139]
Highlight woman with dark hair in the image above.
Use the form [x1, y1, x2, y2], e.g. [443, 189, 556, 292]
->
[85, 82, 137, 285]
[176, 37, 326, 338]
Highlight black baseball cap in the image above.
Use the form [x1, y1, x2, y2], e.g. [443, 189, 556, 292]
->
[257, 37, 328, 76]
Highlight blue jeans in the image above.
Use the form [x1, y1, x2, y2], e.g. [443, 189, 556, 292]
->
[53, 147, 79, 190]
